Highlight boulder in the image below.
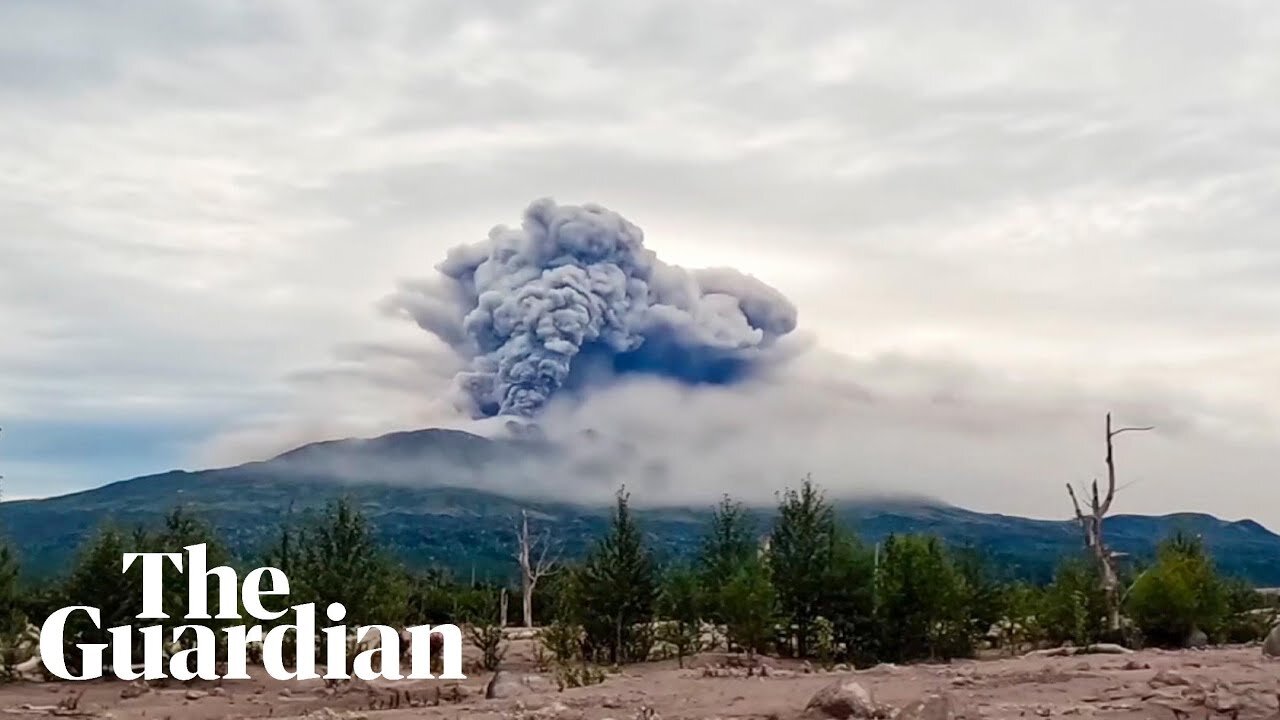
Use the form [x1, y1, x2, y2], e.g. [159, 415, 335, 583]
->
[805, 678, 883, 719]
[1204, 690, 1241, 715]
[485, 670, 527, 699]
[1262, 625, 1280, 657]
[1148, 669, 1192, 688]
[897, 692, 973, 720]
[485, 670, 551, 699]
[1184, 628, 1208, 649]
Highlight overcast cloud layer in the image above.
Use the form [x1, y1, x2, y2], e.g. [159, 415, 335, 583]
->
[2, 1, 1279, 522]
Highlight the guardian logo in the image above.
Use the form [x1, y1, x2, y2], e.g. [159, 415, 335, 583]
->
[39, 544, 465, 682]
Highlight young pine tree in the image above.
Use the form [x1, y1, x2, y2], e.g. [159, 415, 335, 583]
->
[874, 534, 973, 662]
[820, 529, 876, 664]
[576, 489, 658, 665]
[0, 544, 23, 638]
[60, 527, 145, 650]
[768, 476, 837, 657]
[657, 566, 703, 667]
[289, 498, 407, 627]
[697, 495, 757, 622]
[151, 507, 232, 628]
[58, 509, 230, 653]
[720, 555, 776, 663]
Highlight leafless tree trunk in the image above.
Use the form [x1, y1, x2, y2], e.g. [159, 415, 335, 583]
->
[515, 509, 559, 628]
[499, 587, 509, 628]
[1066, 412, 1153, 633]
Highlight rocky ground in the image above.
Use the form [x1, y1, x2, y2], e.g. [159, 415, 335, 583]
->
[0, 641, 1278, 719]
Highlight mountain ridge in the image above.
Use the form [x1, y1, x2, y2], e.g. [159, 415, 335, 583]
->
[3, 427, 1278, 584]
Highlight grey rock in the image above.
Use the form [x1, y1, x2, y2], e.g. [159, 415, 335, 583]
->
[1262, 625, 1280, 657]
[486, 670, 551, 699]
[897, 692, 974, 720]
[1148, 669, 1191, 688]
[1184, 628, 1208, 649]
[805, 678, 883, 718]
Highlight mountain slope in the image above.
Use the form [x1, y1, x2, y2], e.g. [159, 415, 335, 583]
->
[3, 428, 1278, 584]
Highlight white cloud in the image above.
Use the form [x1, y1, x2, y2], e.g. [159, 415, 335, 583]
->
[2, 0, 1279, 522]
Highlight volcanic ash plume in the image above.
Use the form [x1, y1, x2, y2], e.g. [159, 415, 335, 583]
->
[383, 198, 799, 417]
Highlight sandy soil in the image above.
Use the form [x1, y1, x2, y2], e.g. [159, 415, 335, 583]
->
[1, 641, 1277, 719]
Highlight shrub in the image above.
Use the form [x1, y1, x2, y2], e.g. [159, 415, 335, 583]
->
[1127, 532, 1227, 647]
[1040, 558, 1108, 647]
[553, 662, 606, 690]
[466, 623, 508, 671]
[1218, 578, 1271, 643]
[812, 616, 835, 670]
[540, 620, 583, 665]
[995, 582, 1045, 653]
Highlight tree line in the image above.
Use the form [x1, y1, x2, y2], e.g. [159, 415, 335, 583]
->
[0, 477, 1272, 678]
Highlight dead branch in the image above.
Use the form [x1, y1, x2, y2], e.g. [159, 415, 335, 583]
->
[514, 509, 561, 627]
[1065, 412, 1154, 632]
[1101, 413, 1154, 515]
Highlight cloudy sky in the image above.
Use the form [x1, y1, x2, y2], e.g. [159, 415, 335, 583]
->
[3, 1, 1279, 522]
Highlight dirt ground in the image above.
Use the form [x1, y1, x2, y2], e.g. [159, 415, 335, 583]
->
[1, 640, 1278, 719]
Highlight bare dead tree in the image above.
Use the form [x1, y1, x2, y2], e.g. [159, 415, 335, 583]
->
[1066, 412, 1153, 633]
[514, 509, 560, 628]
